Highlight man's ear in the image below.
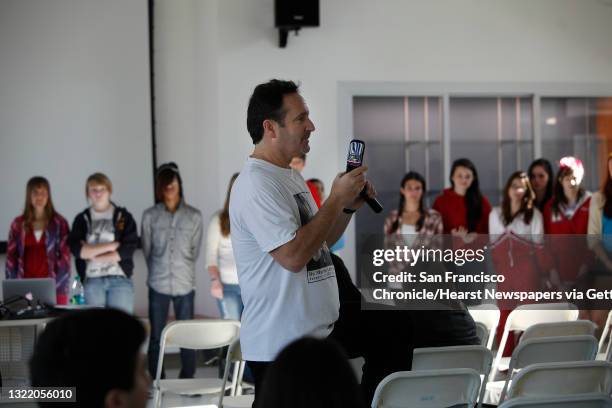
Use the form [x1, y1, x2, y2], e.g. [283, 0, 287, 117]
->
[262, 119, 277, 140]
[104, 389, 127, 408]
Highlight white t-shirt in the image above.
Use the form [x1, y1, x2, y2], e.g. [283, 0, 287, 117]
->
[489, 206, 544, 242]
[230, 157, 339, 361]
[400, 224, 417, 248]
[86, 206, 124, 278]
[205, 212, 238, 285]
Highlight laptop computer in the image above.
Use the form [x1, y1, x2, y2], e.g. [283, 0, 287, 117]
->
[2, 278, 57, 307]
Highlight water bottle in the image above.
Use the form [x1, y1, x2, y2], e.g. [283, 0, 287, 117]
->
[70, 276, 85, 305]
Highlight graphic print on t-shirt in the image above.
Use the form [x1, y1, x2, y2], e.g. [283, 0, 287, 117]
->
[86, 211, 124, 278]
[293, 193, 335, 283]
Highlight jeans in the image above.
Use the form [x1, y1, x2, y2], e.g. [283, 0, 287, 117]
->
[216, 284, 243, 320]
[84, 276, 133, 314]
[147, 288, 196, 379]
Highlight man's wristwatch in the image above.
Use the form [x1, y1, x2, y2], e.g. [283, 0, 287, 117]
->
[343, 208, 357, 214]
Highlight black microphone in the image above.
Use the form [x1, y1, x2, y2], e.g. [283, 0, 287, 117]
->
[345, 139, 383, 213]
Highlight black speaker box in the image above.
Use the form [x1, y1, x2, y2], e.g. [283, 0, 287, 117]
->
[275, 0, 319, 28]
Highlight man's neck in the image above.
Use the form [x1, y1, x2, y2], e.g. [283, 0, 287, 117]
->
[164, 198, 180, 213]
[251, 145, 290, 168]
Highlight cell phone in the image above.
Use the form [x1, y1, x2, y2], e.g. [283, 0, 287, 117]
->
[346, 139, 365, 173]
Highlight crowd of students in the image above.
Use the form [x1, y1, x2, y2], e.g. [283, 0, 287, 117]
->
[383, 153, 612, 350]
[6, 153, 612, 360]
[10, 76, 612, 408]
[4, 162, 246, 381]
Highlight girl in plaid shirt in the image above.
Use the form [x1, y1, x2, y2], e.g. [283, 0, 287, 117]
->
[384, 172, 443, 275]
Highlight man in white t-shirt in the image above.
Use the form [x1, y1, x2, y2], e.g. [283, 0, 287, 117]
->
[230, 79, 375, 406]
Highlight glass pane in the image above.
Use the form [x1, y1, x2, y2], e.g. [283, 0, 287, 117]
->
[353, 97, 404, 142]
[450, 97, 500, 204]
[541, 97, 612, 192]
[450, 97, 533, 205]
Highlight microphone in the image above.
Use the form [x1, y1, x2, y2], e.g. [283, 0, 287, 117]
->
[345, 139, 383, 213]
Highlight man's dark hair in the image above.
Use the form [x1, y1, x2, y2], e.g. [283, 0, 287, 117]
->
[258, 337, 366, 408]
[155, 161, 184, 202]
[30, 309, 146, 408]
[247, 79, 299, 144]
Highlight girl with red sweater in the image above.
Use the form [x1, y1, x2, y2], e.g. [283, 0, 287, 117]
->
[543, 156, 592, 287]
[5, 177, 71, 304]
[433, 158, 492, 238]
[433, 159, 491, 309]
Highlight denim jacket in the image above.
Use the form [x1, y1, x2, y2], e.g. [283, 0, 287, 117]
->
[141, 201, 203, 296]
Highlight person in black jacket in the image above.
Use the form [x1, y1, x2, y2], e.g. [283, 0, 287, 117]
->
[68, 173, 138, 313]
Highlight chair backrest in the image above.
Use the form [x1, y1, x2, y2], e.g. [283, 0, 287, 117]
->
[412, 345, 492, 375]
[507, 361, 612, 401]
[412, 345, 492, 408]
[498, 335, 599, 403]
[155, 319, 241, 393]
[160, 319, 240, 350]
[475, 321, 489, 347]
[491, 303, 578, 380]
[509, 335, 598, 372]
[371, 368, 481, 408]
[521, 320, 596, 343]
[469, 305, 500, 349]
[499, 393, 612, 408]
[507, 303, 579, 332]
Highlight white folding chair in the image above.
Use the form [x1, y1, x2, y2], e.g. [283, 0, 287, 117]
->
[371, 368, 481, 408]
[491, 303, 578, 380]
[506, 361, 612, 402]
[475, 321, 490, 347]
[469, 304, 500, 350]
[493, 335, 599, 403]
[598, 310, 612, 361]
[412, 345, 492, 408]
[153, 319, 241, 408]
[215, 338, 254, 408]
[498, 393, 612, 408]
[521, 320, 596, 341]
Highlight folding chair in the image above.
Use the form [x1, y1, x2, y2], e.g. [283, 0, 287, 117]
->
[153, 319, 241, 408]
[598, 310, 612, 361]
[498, 393, 612, 408]
[475, 321, 489, 347]
[521, 320, 596, 342]
[371, 368, 481, 408]
[491, 303, 578, 380]
[493, 335, 599, 404]
[469, 304, 500, 350]
[215, 338, 254, 408]
[506, 361, 612, 402]
[412, 345, 492, 408]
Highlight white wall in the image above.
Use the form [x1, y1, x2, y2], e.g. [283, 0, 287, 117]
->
[0, 0, 153, 236]
[0, 0, 154, 315]
[4, 0, 612, 318]
[154, 0, 612, 288]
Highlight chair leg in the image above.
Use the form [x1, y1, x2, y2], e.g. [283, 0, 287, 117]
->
[153, 389, 161, 408]
[237, 362, 246, 395]
[230, 362, 240, 396]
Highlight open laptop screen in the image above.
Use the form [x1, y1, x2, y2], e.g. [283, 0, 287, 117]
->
[2, 278, 57, 307]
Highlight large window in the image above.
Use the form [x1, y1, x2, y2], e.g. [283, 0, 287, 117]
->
[352, 94, 612, 273]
